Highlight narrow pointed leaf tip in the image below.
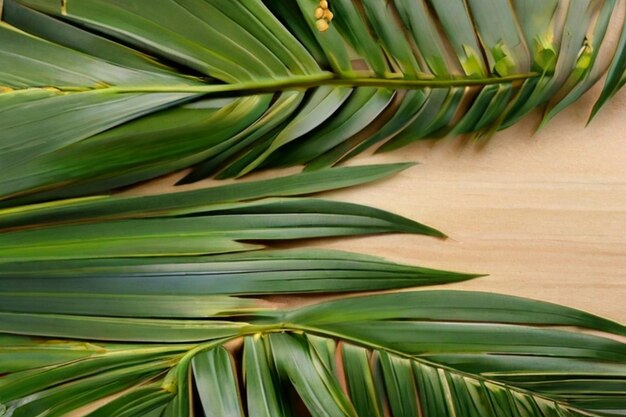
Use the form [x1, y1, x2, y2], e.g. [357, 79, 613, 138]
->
[0, 163, 415, 228]
[0, 248, 480, 299]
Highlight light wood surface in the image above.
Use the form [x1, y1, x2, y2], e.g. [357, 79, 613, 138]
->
[314, 86, 626, 323]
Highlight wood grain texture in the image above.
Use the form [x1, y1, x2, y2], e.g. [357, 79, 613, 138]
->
[313, 86, 626, 323]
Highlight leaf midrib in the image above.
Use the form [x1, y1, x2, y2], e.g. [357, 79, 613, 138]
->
[1, 71, 541, 96]
[279, 324, 604, 417]
[169, 323, 606, 417]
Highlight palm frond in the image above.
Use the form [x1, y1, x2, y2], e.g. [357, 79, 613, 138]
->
[1, 291, 625, 416]
[1, 0, 624, 202]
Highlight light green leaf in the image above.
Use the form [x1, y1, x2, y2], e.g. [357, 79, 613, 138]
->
[192, 348, 244, 417]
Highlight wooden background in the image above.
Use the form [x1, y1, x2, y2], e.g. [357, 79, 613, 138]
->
[318, 86, 626, 324]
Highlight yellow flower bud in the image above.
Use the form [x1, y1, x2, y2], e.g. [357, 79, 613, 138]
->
[324, 10, 334, 21]
[315, 18, 329, 32]
[314, 7, 324, 19]
[319, 0, 328, 9]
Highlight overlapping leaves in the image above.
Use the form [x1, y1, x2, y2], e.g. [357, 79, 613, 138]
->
[1, 291, 625, 416]
[0, 0, 624, 203]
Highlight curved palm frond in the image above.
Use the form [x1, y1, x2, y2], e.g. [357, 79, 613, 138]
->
[0, 0, 624, 203]
[1, 291, 625, 417]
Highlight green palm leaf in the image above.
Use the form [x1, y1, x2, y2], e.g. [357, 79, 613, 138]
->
[1, 0, 624, 203]
[0, 248, 477, 297]
[0, 163, 478, 301]
[1, 2, 623, 415]
[0, 164, 452, 264]
[1, 291, 625, 416]
[0, 162, 411, 228]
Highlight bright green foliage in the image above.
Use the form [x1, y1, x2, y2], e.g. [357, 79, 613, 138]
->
[0, 0, 624, 203]
[1, 291, 625, 416]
